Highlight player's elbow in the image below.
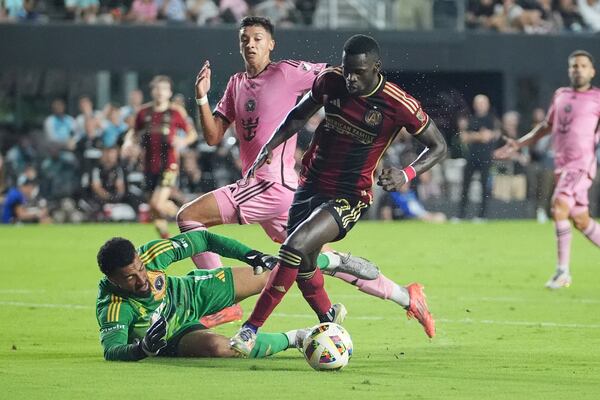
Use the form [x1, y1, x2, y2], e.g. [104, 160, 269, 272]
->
[432, 138, 448, 162]
[205, 135, 222, 146]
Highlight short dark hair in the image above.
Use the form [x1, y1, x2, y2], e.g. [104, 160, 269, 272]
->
[97, 237, 136, 276]
[343, 34, 380, 58]
[240, 16, 275, 37]
[569, 50, 594, 65]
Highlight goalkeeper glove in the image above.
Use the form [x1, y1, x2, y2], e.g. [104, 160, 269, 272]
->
[244, 250, 279, 275]
[139, 316, 167, 357]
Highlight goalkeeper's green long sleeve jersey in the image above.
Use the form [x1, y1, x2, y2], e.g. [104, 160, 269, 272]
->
[95, 231, 252, 361]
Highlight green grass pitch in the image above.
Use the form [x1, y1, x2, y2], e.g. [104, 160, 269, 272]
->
[1, 221, 599, 399]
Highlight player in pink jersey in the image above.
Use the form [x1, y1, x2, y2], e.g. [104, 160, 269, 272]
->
[177, 17, 429, 330]
[495, 50, 600, 289]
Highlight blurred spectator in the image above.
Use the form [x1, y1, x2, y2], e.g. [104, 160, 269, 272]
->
[577, 0, 600, 31]
[101, 103, 128, 148]
[393, 0, 433, 30]
[65, 0, 99, 22]
[4, 135, 37, 184]
[555, 0, 585, 31]
[120, 88, 144, 127]
[380, 182, 447, 223]
[295, 0, 316, 25]
[157, 0, 187, 21]
[39, 144, 79, 201]
[526, 107, 554, 222]
[492, 111, 528, 202]
[253, 0, 300, 26]
[1, 175, 51, 224]
[74, 95, 103, 137]
[98, 0, 130, 22]
[0, 153, 7, 199]
[187, 0, 219, 25]
[44, 98, 76, 151]
[466, 0, 509, 31]
[127, 0, 158, 23]
[0, 0, 41, 22]
[88, 147, 127, 210]
[457, 94, 501, 220]
[178, 149, 203, 195]
[74, 116, 103, 190]
[218, 0, 248, 23]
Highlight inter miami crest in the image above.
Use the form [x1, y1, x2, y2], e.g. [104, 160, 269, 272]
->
[245, 99, 256, 112]
[364, 109, 383, 127]
[242, 117, 260, 141]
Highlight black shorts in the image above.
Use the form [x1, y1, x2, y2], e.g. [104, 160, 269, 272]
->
[159, 324, 207, 357]
[287, 187, 370, 241]
[144, 164, 178, 192]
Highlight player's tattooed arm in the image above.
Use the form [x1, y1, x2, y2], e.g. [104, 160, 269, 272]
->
[378, 120, 447, 191]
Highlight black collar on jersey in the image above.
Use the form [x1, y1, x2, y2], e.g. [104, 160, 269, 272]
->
[246, 61, 273, 79]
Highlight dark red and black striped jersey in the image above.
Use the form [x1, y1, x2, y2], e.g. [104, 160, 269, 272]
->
[298, 67, 430, 203]
[135, 103, 191, 174]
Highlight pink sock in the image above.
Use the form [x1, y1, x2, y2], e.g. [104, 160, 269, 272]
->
[583, 220, 600, 247]
[297, 268, 332, 316]
[178, 220, 222, 269]
[247, 263, 298, 328]
[333, 271, 395, 300]
[555, 219, 572, 269]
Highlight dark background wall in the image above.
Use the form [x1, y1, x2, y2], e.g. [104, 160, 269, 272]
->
[3, 24, 600, 107]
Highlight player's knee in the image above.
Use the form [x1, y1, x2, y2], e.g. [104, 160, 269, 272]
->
[278, 244, 311, 271]
[551, 197, 570, 220]
[571, 212, 590, 231]
[175, 202, 191, 223]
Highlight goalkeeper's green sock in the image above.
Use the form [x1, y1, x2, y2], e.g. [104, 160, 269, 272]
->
[249, 332, 290, 358]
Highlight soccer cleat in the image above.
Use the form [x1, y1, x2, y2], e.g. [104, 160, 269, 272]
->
[324, 303, 347, 325]
[230, 327, 257, 357]
[405, 283, 435, 339]
[325, 251, 380, 280]
[545, 269, 572, 290]
[199, 304, 243, 328]
[293, 328, 311, 351]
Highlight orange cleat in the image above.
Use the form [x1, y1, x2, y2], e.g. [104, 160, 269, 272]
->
[200, 304, 244, 328]
[405, 283, 435, 339]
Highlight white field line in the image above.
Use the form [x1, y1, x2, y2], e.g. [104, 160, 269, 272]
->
[3, 289, 600, 305]
[2, 301, 600, 329]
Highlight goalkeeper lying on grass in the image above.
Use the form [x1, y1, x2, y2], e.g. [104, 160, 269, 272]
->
[95, 230, 374, 361]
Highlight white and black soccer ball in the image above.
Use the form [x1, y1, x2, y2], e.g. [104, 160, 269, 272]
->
[302, 322, 353, 371]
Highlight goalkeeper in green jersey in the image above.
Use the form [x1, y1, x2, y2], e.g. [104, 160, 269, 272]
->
[95, 230, 367, 361]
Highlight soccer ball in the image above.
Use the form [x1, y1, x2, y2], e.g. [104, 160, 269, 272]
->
[302, 323, 353, 371]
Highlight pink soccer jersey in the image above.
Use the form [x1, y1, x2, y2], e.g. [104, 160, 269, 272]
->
[546, 86, 600, 177]
[214, 60, 327, 188]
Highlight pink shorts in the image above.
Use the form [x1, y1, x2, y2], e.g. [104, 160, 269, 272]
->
[212, 177, 295, 243]
[553, 169, 593, 215]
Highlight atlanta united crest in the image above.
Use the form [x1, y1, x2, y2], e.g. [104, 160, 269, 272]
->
[364, 109, 383, 127]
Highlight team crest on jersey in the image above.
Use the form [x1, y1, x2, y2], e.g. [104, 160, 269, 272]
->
[147, 271, 166, 301]
[301, 62, 312, 72]
[564, 104, 572, 113]
[416, 108, 426, 122]
[245, 98, 256, 112]
[364, 109, 383, 127]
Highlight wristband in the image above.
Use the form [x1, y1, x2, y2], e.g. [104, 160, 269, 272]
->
[195, 95, 208, 106]
[403, 165, 417, 182]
